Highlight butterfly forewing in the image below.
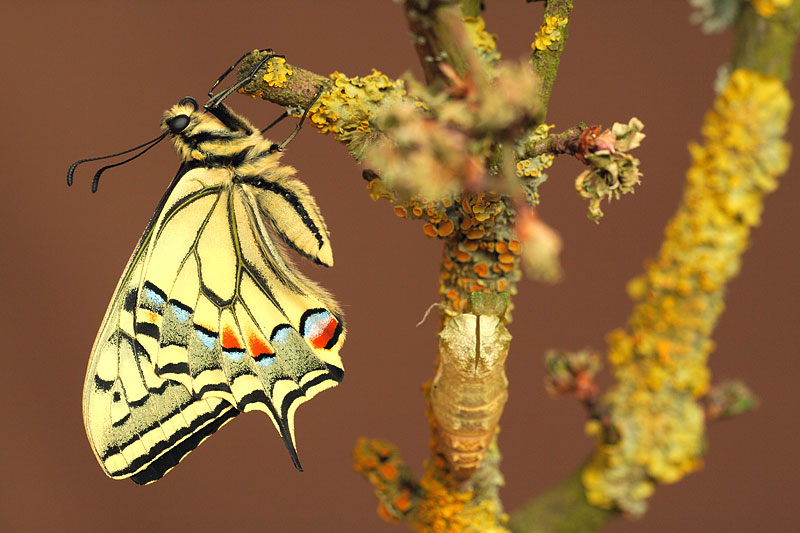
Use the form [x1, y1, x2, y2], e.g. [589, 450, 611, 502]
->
[83, 228, 240, 483]
[82, 100, 345, 483]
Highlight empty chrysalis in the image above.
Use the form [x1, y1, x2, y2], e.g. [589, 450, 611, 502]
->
[431, 294, 511, 478]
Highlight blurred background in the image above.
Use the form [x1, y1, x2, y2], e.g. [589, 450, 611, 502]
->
[1, 2, 798, 531]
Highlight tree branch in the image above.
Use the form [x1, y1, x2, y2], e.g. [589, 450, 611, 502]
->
[732, 0, 800, 82]
[237, 52, 330, 109]
[403, 0, 488, 88]
[510, 0, 800, 527]
[518, 123, 587, 160]
[530, 0, 574, 115]
[507, 463, 616, 533]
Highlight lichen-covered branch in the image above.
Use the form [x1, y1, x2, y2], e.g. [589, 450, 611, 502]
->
[238, 53, 330, 109]
[353, 439, 421, 524]
[530, 0, 574, 114]
[732, 0, 800, 80]
[403, 0, 499, 88]
[238, 51, 410, 161]
[510, 1, 798, 528]
[580, 66, 791, 516]
[362, 3, 537, 529]
[355, 436, 510, 532]
[517, 123, 588, 159]
[516, 119, 646, 222]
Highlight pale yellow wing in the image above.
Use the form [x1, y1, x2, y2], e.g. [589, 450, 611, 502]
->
[83, 165, 239, 484]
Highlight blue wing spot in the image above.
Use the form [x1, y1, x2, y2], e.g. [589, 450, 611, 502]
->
[223, 347, 246, 362]
[270, 325, 292, 345]
[145, 288, 165, 306]
[256, 356, 276, 368]
[301, 310, 331, 339]
[194, 326, 217, 350]
[142, 282, 167, 308]
[171, 303, 191, 323]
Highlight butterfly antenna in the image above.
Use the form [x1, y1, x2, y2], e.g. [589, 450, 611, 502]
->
[274, 86, 325, 152]
[67, 133, 167, 187]
[205, 49, 285, 109]
[90, 133, 168, 193]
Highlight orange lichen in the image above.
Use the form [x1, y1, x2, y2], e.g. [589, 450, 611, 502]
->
[455, 250, 471, 262]
[354, 438, 420, 524]
[380, 462, 399, 481]
[412, 468, 508, 533]
[395, 491, 413, 512]
[438, 220, 455, 236]
[467, 228, 485, 239]
[377, 504, 398, 524]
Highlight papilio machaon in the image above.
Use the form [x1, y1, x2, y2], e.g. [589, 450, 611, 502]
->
[71, 53, 345, 485]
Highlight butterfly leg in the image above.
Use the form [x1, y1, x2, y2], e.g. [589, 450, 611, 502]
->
[271, 86, 325, 152]
[259, 111, 289, 135]
[205, 49, 284, 110]
[207, 50, 258, 99]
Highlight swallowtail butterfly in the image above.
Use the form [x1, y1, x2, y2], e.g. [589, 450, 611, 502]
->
[69, 52, 345, 484]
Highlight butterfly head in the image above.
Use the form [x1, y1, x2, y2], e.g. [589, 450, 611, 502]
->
[161, 97, 200, 135]
[161, 96, 260, 163]
[160, 97, 207, 159]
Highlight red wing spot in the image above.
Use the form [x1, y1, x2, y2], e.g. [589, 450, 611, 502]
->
[222, 325, 242, 350]
[311, 318, 339, 349]
[147, 311, 159, 323]
[247, 332, 274, 358]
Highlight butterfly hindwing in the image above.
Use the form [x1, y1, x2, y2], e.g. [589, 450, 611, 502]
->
[240, 172, 334, 267]
[135, 166, 343, 468]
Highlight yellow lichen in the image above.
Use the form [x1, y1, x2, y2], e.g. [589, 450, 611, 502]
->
[532, 16, 569, 51]
[582, 69, 791, 515]
[462, 16, 501, 65]
[515, 124, 554, 211]
[309, 69, 407, 140]
[261, 56, 293, 88]
[751, 0, 791, 17]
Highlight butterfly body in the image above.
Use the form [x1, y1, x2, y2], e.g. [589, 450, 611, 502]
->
[82, 100, 344, 484]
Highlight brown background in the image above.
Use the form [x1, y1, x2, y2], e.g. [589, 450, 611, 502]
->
[2, 2, 799, 531]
